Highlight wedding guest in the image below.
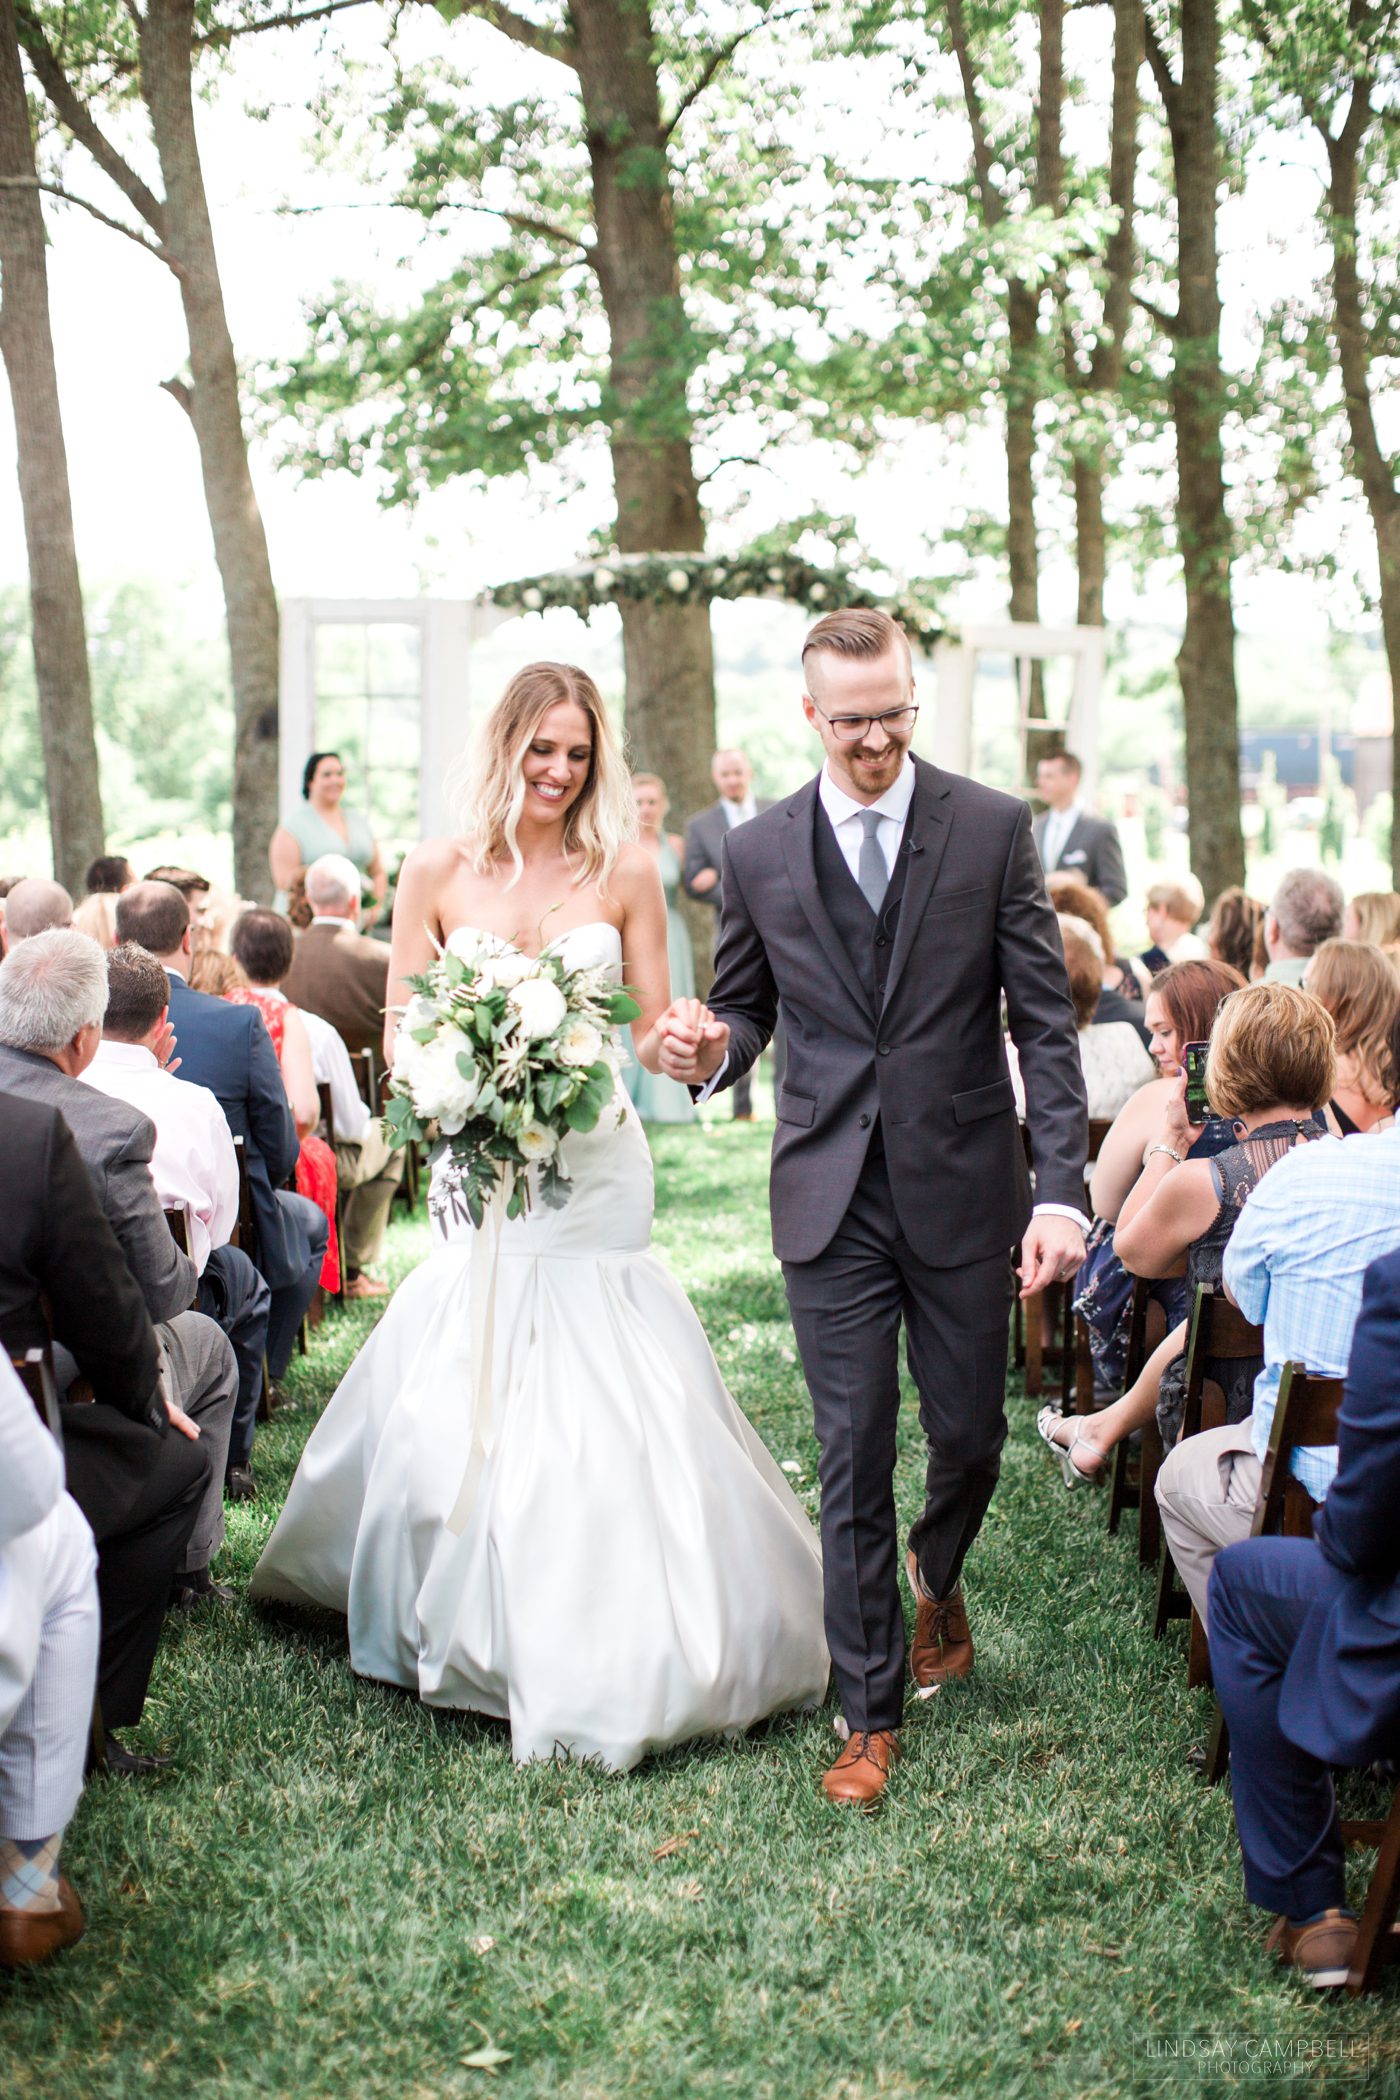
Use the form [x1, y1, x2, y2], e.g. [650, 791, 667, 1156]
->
[0, 1088, 208, 1779]
[82, 944, 271, 1498]
[84, 856, 134, 895]
[72, 891, 119, 951]
[0, 879, 73, 955]
[1263, 867, 1344, 985]
[1040, 983, 1331, 1483]
[1207, 886, 1265, 983]
[1139, 877, 1207, 976]
[1032, 750, 1127, 905]
[1046, 871, 1148, 1030]
[1343, 889, 1400, 947]
[0, 1356, 98, 1970]
[1208, 1246, 1400, 1990]
[683, 748, 781, 1120]
[281, 853, 390, 1058]
[299, 1005, 401, 1299]
[1007, 925, 1153, 1123]
[226, 909, 341, 1297]
[269, 753, 386, 921]
[115, 882, 325, 1386]
[1156, 1002, 1400, 1626]
[1303, 938, 1399, 1135]
[625, 775, 696, 1124]
[189, 950, 248, 999]
[1073, 959, 1244, 1398]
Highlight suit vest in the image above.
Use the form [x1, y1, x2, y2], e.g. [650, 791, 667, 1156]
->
[811, 799, 912, 1013]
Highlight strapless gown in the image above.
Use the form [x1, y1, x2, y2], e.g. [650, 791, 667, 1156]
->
[249, 922, 829, 1770]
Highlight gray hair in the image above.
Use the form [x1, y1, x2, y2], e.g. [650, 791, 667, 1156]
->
[0, 927, 108, 1049]
[1271, 868, 1345, 958]
[3, 877, 74, 941]
[304, 853, 361, 912]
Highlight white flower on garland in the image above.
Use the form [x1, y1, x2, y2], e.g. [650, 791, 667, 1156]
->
[557, 1016, 603, 1068]
[766, 565, 785, 582]
[508, 975, 568, 1040]
[406, 1029, 480, 1133]
[592, 566, 616, 592]
[666, 567, 691, 593]
[521, 587, 544, 610]
[518, 1119, 559, 1162]
[808, 582, 828, 602]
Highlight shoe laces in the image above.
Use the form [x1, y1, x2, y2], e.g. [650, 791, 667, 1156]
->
[844, 1731, 891, 1768]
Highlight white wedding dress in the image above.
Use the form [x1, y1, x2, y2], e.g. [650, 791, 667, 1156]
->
[250, 923, 829, 1770]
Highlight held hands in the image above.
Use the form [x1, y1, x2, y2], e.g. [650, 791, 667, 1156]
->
[1017, 1214, 1087, 1300]
[657, 998, 730, 1085]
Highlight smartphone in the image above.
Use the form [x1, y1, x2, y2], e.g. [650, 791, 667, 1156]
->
[1182, 1040, 1211, 1121]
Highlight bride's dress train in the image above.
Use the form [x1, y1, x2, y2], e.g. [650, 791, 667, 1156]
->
[250, 923, 829, 1770]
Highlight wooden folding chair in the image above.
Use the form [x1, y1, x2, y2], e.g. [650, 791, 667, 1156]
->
[1201, 1363, 1344, 1784]
[1105, 1277, 1169, 1538]
[1154, 1286, 1264, 1666]
[1347, 1779, 1400, 1994]
[164, 1206, 191, 1257]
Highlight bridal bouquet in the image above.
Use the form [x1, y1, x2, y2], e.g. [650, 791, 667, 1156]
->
[384, 930, 640, 1226]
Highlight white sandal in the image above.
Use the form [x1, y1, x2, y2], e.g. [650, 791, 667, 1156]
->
[1034, 1405, 1101, 1490]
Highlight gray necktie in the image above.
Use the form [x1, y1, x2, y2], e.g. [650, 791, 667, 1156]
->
[856, 808, 888, 914]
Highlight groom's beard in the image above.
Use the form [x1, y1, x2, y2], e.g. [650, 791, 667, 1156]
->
[844, 740, 909, 791]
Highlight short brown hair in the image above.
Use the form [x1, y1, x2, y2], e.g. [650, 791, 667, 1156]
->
[1207, 886, 1264, 981]
[1305, 938, 1399, 1109]
[801, 607, 911, 682]
[1047, 873, 1114, 962]
[1150, 957, 1246, 1050]
[104, 942, 172, 1041]
[230, 907, 295, 987]
[116, 880, 190, 957]
[1060, 926, 1103, 1030]
[143, 864, 211, 902]
[1205, 982, 1335, 1118]
[1036, 749, 1082, 779]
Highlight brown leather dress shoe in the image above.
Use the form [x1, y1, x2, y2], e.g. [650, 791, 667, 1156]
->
[908, 1551, 974, 1694]
[0, 1875, 85, 1971]
[821, 1729, 900, 1808]
[1265, 1909, 1358, 1989]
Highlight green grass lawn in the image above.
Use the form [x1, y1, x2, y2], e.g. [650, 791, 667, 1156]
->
[3, 1123, 1396, 2099]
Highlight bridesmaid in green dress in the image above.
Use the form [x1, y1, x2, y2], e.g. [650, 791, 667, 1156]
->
[270, 752, 387, 919]
[626, 774, 698, 1125]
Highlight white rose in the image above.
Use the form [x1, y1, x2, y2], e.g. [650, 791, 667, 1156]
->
[508, 976, 568, 1040]
[666, 567, 690, 593]
[766, 564, 785, 582]
[592, 566, 616, 592]
[410, 1030, 480, 1134]
[444, 926, 482, 962]
[487, 949, 534, 990]
[557, 1017, 603, 1068]
[521, 587, 544, 610]
[517, 1120, 558, 1162]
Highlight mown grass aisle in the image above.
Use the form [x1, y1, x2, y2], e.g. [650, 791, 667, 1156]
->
[3, 1124, 1395, 2098]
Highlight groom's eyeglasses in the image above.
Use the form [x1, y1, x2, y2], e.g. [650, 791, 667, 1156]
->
[810, 704, 920, 745]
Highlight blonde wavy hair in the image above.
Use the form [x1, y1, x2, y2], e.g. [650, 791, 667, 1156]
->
[1304, 938, 1399, 1109]
[1205, 981, 1335, 1120]
[460, 663, 635, 891]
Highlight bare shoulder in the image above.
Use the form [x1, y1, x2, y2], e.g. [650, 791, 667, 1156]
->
[612, 841, 665, 901]
[397, 836, 467, 885]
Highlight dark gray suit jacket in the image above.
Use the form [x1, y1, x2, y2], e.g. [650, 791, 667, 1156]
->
[0, 1045, 197, 1325]
[706, 759, 1088, 1267]
[682, 799, 774, 915]
[1031, 807, 1127, 906]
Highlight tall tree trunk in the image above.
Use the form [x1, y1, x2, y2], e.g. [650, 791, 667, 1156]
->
[1071, 0, 1141, 630]
[570, 0, 715, 833]
[1324, 89, 1400, 884]
[140, 0, 279, 900]
[1151, 0, 1245, 901]
[0, 0, 104, 890]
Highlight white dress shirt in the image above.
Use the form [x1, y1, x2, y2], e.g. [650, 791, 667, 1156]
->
[300, 1009, 371, 1144]
[1039, 800, 1082, 870]
[722, 794, 757, 828]
[81, 1039, 238, 1274]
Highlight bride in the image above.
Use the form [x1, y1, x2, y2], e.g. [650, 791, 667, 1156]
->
[250, 662, 829, 1770]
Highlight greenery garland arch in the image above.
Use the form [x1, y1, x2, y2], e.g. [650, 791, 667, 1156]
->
[485, 551, 946, 655]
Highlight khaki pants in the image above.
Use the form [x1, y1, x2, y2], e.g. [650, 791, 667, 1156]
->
[335, 1131, 403, 1277]
[1154, 1418, 1261, 1629]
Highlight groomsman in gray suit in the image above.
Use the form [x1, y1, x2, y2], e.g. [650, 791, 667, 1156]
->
[1032, 750, 1127, 906]
[682, 750, 783, 1117]
[661, 609, 1088, 1808]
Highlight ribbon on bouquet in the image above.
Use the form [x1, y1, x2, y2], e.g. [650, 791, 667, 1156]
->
[444, 1179, 508, 1537]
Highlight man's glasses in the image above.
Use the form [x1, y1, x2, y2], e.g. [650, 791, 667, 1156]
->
[810, 704, 920, 745]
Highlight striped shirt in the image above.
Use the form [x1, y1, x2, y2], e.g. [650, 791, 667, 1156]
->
[1222, 1127, 1400, 1502]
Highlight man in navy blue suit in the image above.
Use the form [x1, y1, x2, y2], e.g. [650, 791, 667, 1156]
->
[115, 884, 327, 1384]
[1209, 1243, 1400, 1988]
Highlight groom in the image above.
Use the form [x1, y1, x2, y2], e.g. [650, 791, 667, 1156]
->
[660, 608, 1089, 1806]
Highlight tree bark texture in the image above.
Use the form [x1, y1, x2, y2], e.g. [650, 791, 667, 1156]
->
[1324, 90, 1400, 884]
[1151, 0, 1245, 901]
[0, 0, 105, 889]
[140, 0, 280, 899]
[569, 0, 716, 834]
